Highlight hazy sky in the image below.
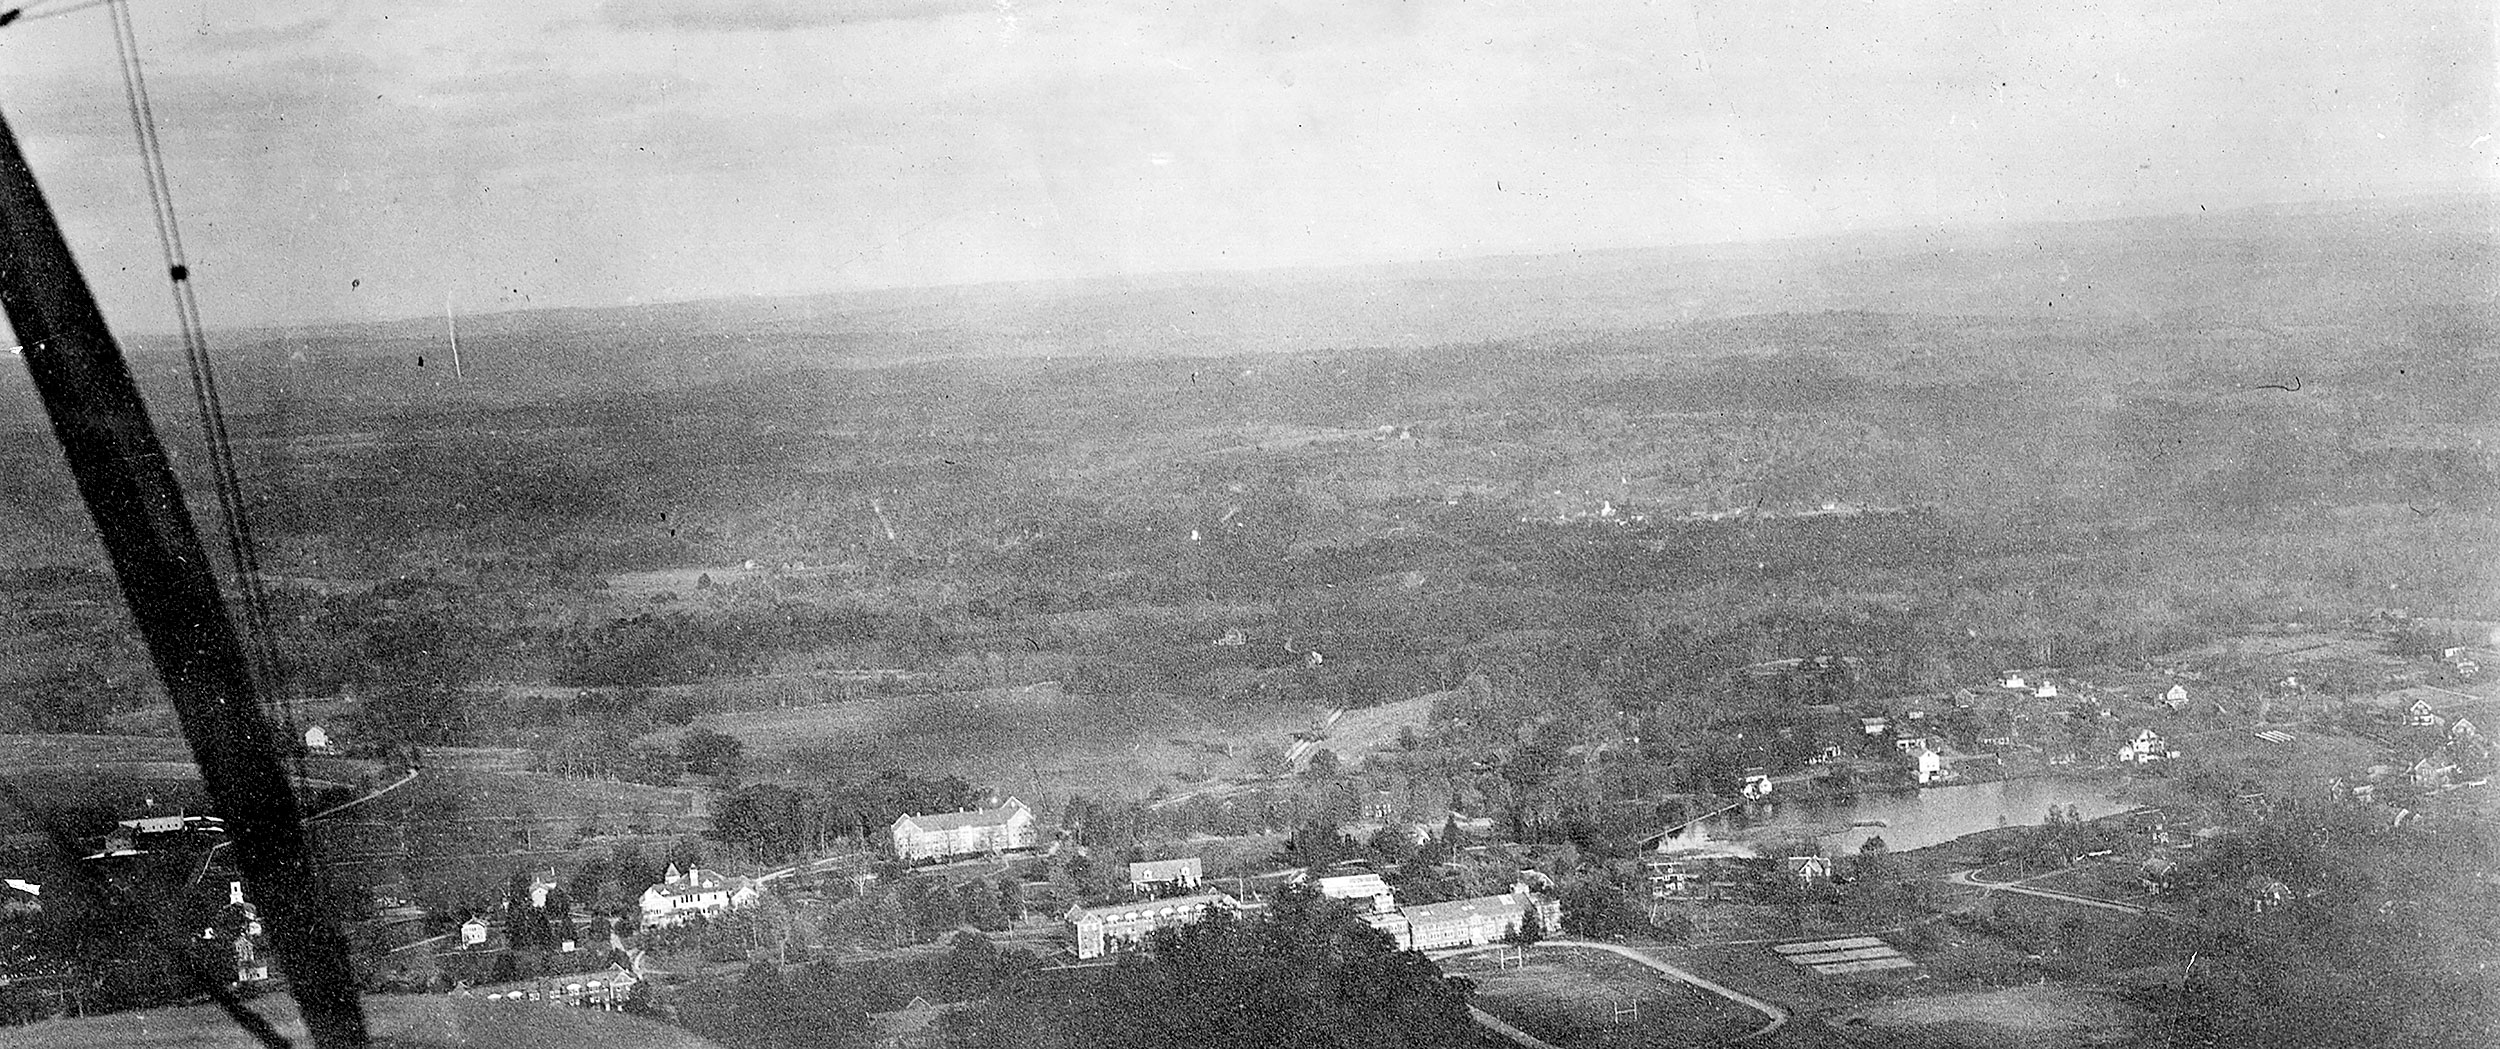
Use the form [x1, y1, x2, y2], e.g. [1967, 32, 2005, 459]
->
[0, 0, 2487, 328]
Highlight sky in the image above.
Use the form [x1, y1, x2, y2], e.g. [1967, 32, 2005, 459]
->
[0, 0, 2488, 329]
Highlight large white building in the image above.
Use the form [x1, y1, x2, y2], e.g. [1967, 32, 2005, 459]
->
[890, 798, 1037, 862]
[1368, 886, 1562, 951]
[1066, 892, 1242, 959]
[637, 864, 761, 927]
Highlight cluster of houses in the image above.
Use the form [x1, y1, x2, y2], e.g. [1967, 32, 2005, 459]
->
[2327, 712, 2490, 810]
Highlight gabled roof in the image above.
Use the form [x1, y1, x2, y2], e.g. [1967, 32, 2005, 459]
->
[1066, 892, 1240, 923]
[895, 798, 1030, 832]
[1784, 855, 1831, 876]
[646, 867, 751, 899]
[1398, 888, 1537, 926]
[1129, 857, 1202, 881]
[1313, 873, 1393, 900]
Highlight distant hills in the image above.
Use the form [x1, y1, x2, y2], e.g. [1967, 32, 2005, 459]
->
[117, 193, 2481, 405]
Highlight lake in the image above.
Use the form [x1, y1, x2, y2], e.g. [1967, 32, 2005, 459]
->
[1723, 776, 2138, 855]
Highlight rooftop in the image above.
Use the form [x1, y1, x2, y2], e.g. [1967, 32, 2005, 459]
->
[1067, 892, 1240, 922]
[896, 798, 1030, 832]
[1398, 888, 1534, 926]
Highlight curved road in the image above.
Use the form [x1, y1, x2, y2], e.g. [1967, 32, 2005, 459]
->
[1944, 868, 2146, 915]
[1469, 1005, 1562, 1049]
[1441, 939, 1789, 1041]
[303, 767, 419, 822]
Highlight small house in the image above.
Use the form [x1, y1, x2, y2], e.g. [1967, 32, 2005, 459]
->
[1858, 716, 1890, 736]
[302, 725, 335, 754]
[1999, 672, 2027, 690]
[868, 996, 962, 1049]
[1784, 855, 1832, 884]
[1739, 768, 1774, 800]
[1806, 742, 1844, 765]
[2407, 752, 2457, 789]
[2139, 857, 2179, 894]
[2243, 876, 2290, 914]
[2033, 681, 2060, 699]
[2406, 699, 2441, 728]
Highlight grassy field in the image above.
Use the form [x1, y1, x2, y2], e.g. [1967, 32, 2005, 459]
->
[1440, 945, 1758, 1049]
[1829, 985, 2148, 1049]
[0, 733, 198, 769]
[9, 994, 722, 1049]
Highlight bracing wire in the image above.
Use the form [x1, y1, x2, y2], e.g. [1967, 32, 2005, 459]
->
[1, 0, 126, 26]
[101, 0, 302, 769]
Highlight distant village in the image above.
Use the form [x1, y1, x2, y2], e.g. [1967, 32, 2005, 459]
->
[1, 615, 2491, 1044]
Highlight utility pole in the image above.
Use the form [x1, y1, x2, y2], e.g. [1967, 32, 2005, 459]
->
[0, 110, 368, 1048]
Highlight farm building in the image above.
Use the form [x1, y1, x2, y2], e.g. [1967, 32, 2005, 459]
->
[1066, 892, 1243, 959]
[890, 798, 1036, 862]
[637, 864, 762, 927]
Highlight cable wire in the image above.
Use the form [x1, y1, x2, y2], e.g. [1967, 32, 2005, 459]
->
[103, 0, 300, 769]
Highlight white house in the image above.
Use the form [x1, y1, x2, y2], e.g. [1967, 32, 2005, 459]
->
[302, 725, 335, 754]
[889, 798, 1037, 862]
[2116, 728, 2176, 764]
[637, 864, 761, 928]
[2033, 681, 2060, 699]
[1999, 672, 2027, 690]
[1897, 738, 1948, 784]
[2406, 699, 2442, 728]
[1739, 768, 1775, 800]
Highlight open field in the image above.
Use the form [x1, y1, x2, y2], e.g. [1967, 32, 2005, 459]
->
[0, 733, 198, 769]
[1442, 944, 1760, 1049]
[1829, 985, 2149, 1049]
[1315, 692, 1441, 758]
[8, 994, 723, 1049]
[703, 681, 1341, 801]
